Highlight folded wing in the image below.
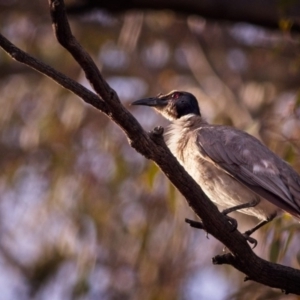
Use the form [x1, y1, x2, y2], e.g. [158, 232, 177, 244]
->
[196, 125, 300, 218]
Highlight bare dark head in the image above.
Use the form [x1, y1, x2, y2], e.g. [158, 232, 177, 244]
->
[132, 91, 200, 121]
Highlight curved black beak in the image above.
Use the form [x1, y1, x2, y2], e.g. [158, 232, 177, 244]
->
[131, 96, 168, 107]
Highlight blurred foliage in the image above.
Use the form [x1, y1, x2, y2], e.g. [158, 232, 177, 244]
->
[0, 1, 300, 300]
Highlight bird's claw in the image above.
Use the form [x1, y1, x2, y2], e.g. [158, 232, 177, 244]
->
[223, 215, 238, 232]
[222, 230, 257, 252]
[243, 232, 258, 249]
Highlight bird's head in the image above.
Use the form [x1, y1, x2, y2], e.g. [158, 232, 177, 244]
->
[132, 91, 200, 121]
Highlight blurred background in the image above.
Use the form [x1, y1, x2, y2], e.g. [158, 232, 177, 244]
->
[0, 0, 300, 299]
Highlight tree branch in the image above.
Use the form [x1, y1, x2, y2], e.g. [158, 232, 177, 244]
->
[0, 0, 300, 294]
[0, 34, 109, 115]
[66, 0, 300, 32]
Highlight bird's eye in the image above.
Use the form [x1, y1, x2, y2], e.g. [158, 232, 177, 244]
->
[172, 93, 180, 99]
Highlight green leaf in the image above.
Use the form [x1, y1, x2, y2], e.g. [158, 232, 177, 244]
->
[269, 238, 281, 263]
[146, 162, 160, 187]
[280, 230, 295, 260]
[166, 181, 177, 214]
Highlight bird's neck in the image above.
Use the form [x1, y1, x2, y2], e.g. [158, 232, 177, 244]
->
[165, 114, 206, 164]
[174, 114, 207, 129]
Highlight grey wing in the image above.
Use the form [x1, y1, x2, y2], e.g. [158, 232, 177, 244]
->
[196, 126, 300, 218]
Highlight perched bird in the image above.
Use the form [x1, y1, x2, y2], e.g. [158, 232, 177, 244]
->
[132, 91, 300, 245]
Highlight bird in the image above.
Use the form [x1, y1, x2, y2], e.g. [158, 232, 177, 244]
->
[132, 90, 300, 246]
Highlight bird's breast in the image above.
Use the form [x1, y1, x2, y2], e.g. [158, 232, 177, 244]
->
[165, 123, 279, 220]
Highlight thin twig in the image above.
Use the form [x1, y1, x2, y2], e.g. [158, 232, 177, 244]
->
[49, 0, 115, 102]
[0, 33, 109, 114]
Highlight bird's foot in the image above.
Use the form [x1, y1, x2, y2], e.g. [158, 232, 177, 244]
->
[243, 231, 258, 249]
[222, 214, 238, 232]
[222, 228, 257, 253]
[240, 215, 276, 249]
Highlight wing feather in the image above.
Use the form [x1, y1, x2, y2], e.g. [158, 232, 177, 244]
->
[196, 126, 300, 217]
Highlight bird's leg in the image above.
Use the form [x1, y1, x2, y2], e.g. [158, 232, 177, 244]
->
[221, 199, 261, 248]
[186, 199, 273, 248]
[219, 199, 260, 233]
[244, 217, 274, 237]
[243, 213, 277, 248]
[222, 198, 260, 215]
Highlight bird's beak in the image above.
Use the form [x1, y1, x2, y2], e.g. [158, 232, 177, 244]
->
[131, 96, 168, 107]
